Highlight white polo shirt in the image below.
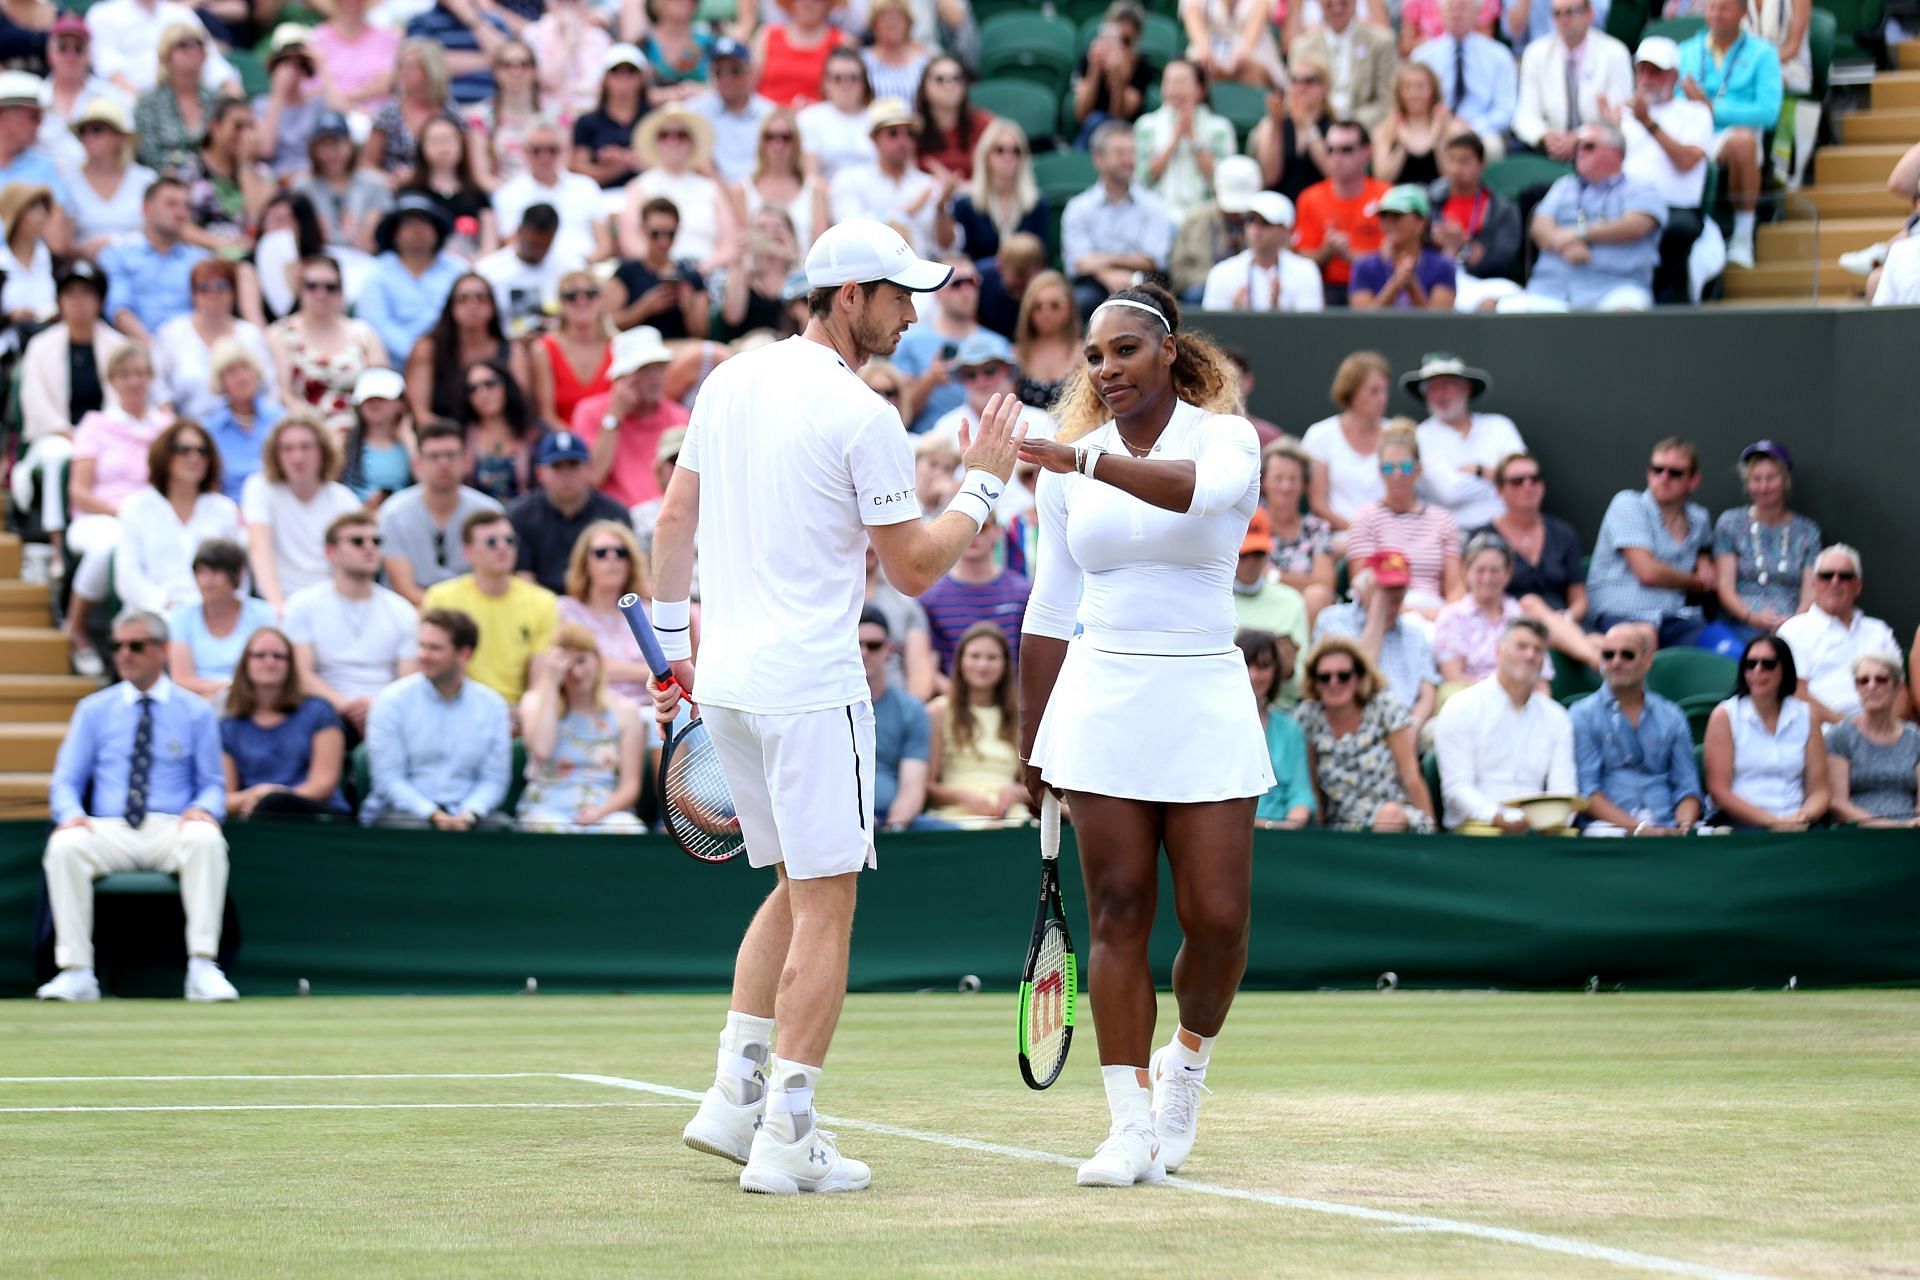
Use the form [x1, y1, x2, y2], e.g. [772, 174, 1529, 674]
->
[1200, 249, 1326, 313]
[492, 171, 606, 264]
[681, 335, 921, 714]
[1622, 96, 1716, 210]
[1415, 412, 1527, 531]
[1775, 604, 1898, 719]
[829, 164, 944, 257]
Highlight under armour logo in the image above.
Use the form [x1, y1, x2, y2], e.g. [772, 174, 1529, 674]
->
[975, 483, 1001, 503]
[808, 1147, 830, 1167]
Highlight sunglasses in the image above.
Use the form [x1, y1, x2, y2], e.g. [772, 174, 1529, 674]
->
[1648, 463, 1692, 478]
[1856, 672, 1894, 687]
[929, 72, 963, 85]
[497, 58, 535, 70]
[872, 385, 901, 400]
[1575, 140, 1605, 152]
[338, 533, 383, 548]
[431, 528, 448, 567]
[946, 276, 980, 288]
[826, 72, 865, 84]
[989, 144, 1023, 156]
[1379, 460, 1416, 476]
[860, 639, 887, 652]
[1292, 74, 1326, 86]
[561, 288, 601, 303]
[454, 290, 492, 304]
[764, 131, 797, 142]
[528, 144, 562, 155]
[875, 126, 914, 138]
[77, 122, 118, 136]
[1328, 143, 1363, 154]
[53, 37, 87, 52]
[657, 130, 692, 143]
[647, 227, 677, 240]
[171, 442, 211, 456]
[247, 649, 291, 662]
[112, 639, 152, 653]
[302, 278, 342, 293]
[1599, 648, 1638, 662]
[467, 376, 503, 392]
[590, 545, 631, 560]
[1743, 656, 1781, 671]
[193, 279, 234, 294]
[479, 533, 518, 549]
[1502, 472, 1543, 487]
[1814, 569, 1858, 581]
[420, 449, 463, 466]
[959, 365, 1006, 381]
[1314, 668, 1357, 685]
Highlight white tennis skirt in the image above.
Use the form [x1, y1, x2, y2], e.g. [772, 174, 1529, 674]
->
[1030, 639, 1276, 804]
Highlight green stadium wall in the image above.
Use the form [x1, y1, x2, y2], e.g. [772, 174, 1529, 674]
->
[1195, 306, 1920, 643]
[4, 822, 1916, 996]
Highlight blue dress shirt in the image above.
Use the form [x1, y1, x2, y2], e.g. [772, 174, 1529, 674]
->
[1412, 34, 1519, 138]
[50, 677, 226, 824]
[356, 251, 465, 365]
[99, 237, 211, 338]
[203, 394, 285, 502]
[361, 672, 511, 824]
[1571, 685, 1702, 826]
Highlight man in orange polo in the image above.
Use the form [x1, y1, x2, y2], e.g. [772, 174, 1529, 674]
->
[1291, 119, 1390, 307]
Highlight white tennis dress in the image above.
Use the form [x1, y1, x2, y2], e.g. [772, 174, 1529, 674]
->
[1024, 400, 1276, 803]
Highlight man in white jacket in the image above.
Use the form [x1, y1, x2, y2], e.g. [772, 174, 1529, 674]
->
[1511, 0, 1632, 160]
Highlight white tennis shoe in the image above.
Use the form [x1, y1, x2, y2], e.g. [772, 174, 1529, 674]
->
[1149, 1045, 1211, 1174]
[1075, 1124, 1165, 1187]
[35, 968, 100, 1001]
[184, 961, 238, 1002]
[683, 1088, 764, 1165]
[738, 1126, 871, 1195]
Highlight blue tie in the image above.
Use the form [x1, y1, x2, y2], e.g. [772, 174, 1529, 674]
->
[1452, 40, 1467, 111]
[125, 696, 153, 829]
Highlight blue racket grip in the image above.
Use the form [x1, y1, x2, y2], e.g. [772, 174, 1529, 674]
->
[617, 592, 676, 685]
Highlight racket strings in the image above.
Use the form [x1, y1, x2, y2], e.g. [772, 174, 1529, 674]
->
[1025, 923, 1073, 1074]
[663, 725, 744, 862]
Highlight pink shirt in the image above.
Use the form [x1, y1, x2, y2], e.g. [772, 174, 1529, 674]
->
[570, 390, 690, 507]
[1432, 594, 1553, 682]
[1401, 0, 1503, 43]
[312, 23, 401, 112]
[72, 407, 172, 511]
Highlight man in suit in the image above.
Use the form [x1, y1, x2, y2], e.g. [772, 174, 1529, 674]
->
[1511, 0, 1633, 159]
[40, 609, 235, 1002]
[1412, 0, 1519, 158]
[1291, 0, 1400, 131]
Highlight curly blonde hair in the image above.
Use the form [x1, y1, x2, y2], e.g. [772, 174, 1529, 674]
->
[1053, 284, 1242, 443]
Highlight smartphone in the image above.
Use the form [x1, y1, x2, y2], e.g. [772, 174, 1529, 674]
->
[940, 342, 959, 361]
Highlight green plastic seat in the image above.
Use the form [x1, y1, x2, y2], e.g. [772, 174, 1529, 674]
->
[1549, 658, 1603, 705]
[1420, 750, 1442, 816]
[1209, 79, 1267, 146]
[1806, 6, 1836, 99]
[1033, 147, 1096, 202]
[227, 48, 269, 99]
[1073, 11, 1182, 65]
[1483, 155, 1572, 201]
[1677, 692, 1722, 746]
[972, 78, 1062, 148]
[1647, 648, 1738, 704]
[1640, 16, 1706, 44]
[980, 14, 1077, 96]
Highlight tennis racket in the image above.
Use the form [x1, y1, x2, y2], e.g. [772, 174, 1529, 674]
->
[1017, 792, 1076, 1090]
[617, 593, 743, 863]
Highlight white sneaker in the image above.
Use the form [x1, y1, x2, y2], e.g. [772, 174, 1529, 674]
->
[1726, 230, 1756, 269]
[184, 962, 239, 1002]
[1075, 1124, 1165, 1187]
[36, 968, 100, 1001]
[739, 1125, 871, 1195]
[70, 644, 103, 678]
[1149, 1046, 1212, 1174]
[1839, 243, 1888, 276]
[683, 1086, 763, 1165]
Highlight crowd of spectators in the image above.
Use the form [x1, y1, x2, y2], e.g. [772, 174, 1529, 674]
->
[0, 0, 1907, 1001]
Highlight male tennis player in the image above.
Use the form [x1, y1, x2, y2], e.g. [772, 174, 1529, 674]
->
[649, 218, 1028, 1195]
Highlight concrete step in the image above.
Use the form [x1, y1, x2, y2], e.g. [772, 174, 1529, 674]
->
[1840, 106, 1920, 143]
[0, 674, 101, 721]
[1757, 215, 1906, 258]
[1870, 71, 1920, 109]
[0, 723, 65, 771]
[0, 581, 52, 628]
[1720, 260, 1865, 299]
[0, 626, 75, 675]
[0, 771, 50, 820]
[0, 535, 20, 581]
[1813, 143, 1911, 184]
[1900, 43, 1920, 71]
[1793, 182, 1914, 217]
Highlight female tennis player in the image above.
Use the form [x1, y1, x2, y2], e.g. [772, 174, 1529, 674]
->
[1017, 283, 1272, 1187]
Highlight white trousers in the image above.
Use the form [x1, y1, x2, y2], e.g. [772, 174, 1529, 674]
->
[12, 434, 71, 531]
[43, 816, 231, 970]
[65, 514, 120, 603]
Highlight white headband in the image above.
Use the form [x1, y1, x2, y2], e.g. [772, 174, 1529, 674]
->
[1090, 298, 1170, 330]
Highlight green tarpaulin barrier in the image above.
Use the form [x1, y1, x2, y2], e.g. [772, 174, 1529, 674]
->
[3, 821, 1916, 996]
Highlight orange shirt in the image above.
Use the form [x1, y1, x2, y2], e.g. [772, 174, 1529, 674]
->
[1292, 178, 1390, 288]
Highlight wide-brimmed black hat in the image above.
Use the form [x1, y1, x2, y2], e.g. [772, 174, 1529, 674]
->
[375, 194, 451, 255]
[1399, 351, 1491, 403]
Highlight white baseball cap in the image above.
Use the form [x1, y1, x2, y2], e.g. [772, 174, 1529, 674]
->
[1214, 155, 1263, 215]
[1634, 35, 1680, 70]
[352, 366, 406, 405]
[609, 325, 673, 379]
[804, 218, 953, 293]
[1245, 191, 1296, 228]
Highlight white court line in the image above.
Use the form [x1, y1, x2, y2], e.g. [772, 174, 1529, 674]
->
[563, 1073, 1780, 1280]
[0, 1102, 682, 1115]
[0, 1073, 553, 1084]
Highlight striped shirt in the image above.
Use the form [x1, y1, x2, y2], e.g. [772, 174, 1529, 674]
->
[922, 568, 1031, 674]
[1343, 501, 1461, 601]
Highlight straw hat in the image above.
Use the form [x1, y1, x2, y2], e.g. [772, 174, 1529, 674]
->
[633, 104, 714, 171]
[69, 97, 131, 138]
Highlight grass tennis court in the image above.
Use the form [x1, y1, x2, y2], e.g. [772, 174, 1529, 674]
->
[4, 991, 1916, 1279]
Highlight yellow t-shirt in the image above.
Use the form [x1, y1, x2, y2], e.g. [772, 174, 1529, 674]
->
[422, 575, 558, 703]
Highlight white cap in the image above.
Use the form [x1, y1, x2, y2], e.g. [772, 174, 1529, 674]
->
[1634, 35, 1680, 70]
[0, 69, 47, 107]
[609, 325, 672, 379]
[1245, 190, 1296, 228]
[1213, 155, 1263, 215]
[805, 218, 953, 293]
[604, 42, 647, 72]
[352, 366, 406, 405]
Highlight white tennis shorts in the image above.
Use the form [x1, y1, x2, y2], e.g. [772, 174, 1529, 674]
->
[701, 701, 878, 879]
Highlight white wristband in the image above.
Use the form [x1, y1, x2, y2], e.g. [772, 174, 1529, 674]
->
[946, 468, 1002, 531]
[1076, 445, 1102, 477]
[650, 597, 693, 661]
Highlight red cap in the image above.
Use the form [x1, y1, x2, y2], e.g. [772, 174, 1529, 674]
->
[52, 12, 88, 37]
[1366, 549, 1412, 588]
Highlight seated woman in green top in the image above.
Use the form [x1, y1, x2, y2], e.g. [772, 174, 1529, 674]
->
[1237, 628, 1315, 829]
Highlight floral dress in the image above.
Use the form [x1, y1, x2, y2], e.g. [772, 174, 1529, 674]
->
[277, 317, 369, 433]
[134, 85, 217, 175]
[517, 706, 642, 832]
[1271, 511, 1333, 578]
[1294, 693, 1434, 832]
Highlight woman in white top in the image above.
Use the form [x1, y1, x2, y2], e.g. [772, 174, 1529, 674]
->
[621, 103, 736, 269]
[1704, 634, 1829, 830]
[741, 108, 828, 249]
[112, 418, 242, 616]
[241, 413, 364, 613]
[1299, 349, 1389, 535]
[860, 0, 932, 105]
[1017, 283, 1272, 1190]
[155, 257, 275, 425]
[66, 100, 157, 260]
[795, 48, 876, 184]
[0, 183, 58, 325]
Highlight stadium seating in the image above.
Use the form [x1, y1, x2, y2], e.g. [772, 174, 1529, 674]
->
[1483, 155, 1573, 202]
[979, 14, 1078, 97]
[228, 49, 270, 99]
[1032, 147, 1097, 205]
[1818, 0, 1885, 62]
[1640, 16, 1706, 45]
[973, 78, 1062, 148]
[1646, 648, 1738, 704]
[1072, 12, 1184, 66]
[1209, 80, 1267, 147]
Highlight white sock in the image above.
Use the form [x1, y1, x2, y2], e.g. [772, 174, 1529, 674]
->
[763, 1057, 821, 1143]
[187, 957, 217, 977]
[1733, 211, 1756, 238]
[65, 965, 96, 980]
[1169, 1025, 1214, 1074]
[1101, 1063, 1150, 1132]
[714, 1009, 774, 1107]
